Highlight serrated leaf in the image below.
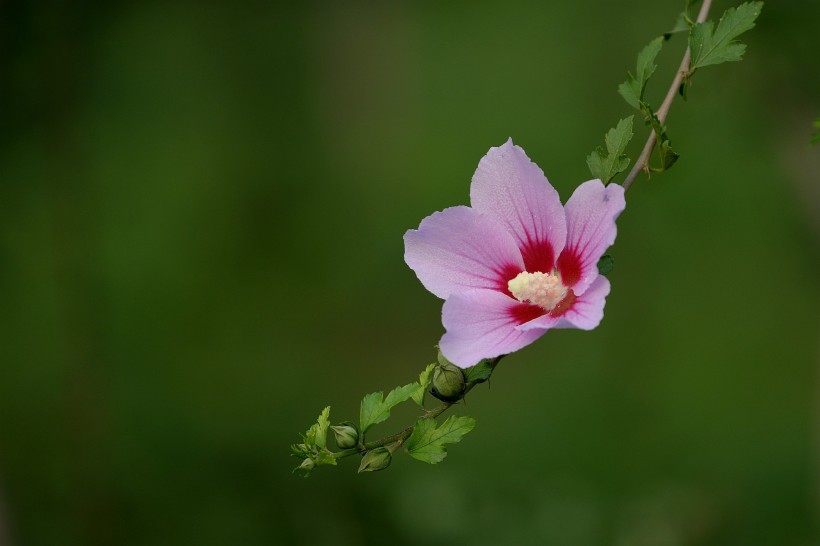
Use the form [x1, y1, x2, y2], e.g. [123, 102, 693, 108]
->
[597, 254, 614, 276]
[304, 406, 331, 449]
[292, 448, 336, 477]
[618, 37, 664, 110]
[464, 359, 496, 384]
[640, 102, 679, 173]
[406, 416, 476, 464]
[587, 116, 634, 183]
[384, 383, 419, 408]
[412, 363, 436, 406]
[359, 392, 384, 434]
[314, 450, 337, 467]
[291, 407, 336, 477]
[689, 2, 763, 70]
[665, 12, 692, 38]
[316, 407, 330, 449]
[360, 383, 420, 433]
[666, 2, 700, 41]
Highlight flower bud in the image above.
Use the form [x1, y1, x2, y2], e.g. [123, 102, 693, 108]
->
[293, 457, 315, 477]
[330, 422, 359, 449]
[358, 447, 392, 473]
[299, 458, 315, 471]
[432, 355, 465, 401]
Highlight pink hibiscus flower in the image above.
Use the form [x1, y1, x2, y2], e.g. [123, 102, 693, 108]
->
[404, 139, 626, 367]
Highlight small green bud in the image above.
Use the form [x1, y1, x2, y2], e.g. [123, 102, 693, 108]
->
[299, 458, 315, 470]
[330, 422, 359, 449]
[432, 353, 466, 401]
[293, 457, 315, 477]
[358, 447, 392, 473]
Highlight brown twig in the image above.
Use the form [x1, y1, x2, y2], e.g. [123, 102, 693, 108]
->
[622, 0, 713, 192]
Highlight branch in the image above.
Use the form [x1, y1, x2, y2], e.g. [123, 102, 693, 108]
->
[622, 0, 713, 192]
[331, 356, 502, 461]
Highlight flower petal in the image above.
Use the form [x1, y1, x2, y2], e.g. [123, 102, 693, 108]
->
[470, 139, 567, 274]
[550, 275, 611, 330]
[439, 289, 548, 367]
[404, 206, 525, 300]
[556, 180, 625, 296]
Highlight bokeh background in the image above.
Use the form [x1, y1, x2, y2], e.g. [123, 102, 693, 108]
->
[1, 1, 819, 544]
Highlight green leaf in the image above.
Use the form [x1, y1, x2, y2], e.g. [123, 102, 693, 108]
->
[666, 12, 692, 38]
[464, 359, 496, 384]
[360, 383, 420, 433]
[657, 139, 680, 171]
[304, 406, 331, 450]
[640, 102, 679, 172]
[314, 450, 337, 467]
[384, 382, 419, 408]
[359, 392, 383, 434]
[412, 363, 436, 406]
[812, 118, 820, 145]
[665, 2, 702, 43]
[587, 116, 634, 183]
[405, 416, 476, 464]
[291, 449, 336, 477]
[618, 37, 664, 110]
[290, 407, 336, 477]
[689, 2, 763, 70]
[597, 254, 614, 276]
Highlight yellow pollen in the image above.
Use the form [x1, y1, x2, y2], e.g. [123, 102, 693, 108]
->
[508, 271, 567, 311]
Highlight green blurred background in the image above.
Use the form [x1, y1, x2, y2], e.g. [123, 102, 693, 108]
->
[1, 1, 819, 544]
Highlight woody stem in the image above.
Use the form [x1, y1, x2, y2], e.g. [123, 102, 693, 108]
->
[622, 0, 713, 191]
